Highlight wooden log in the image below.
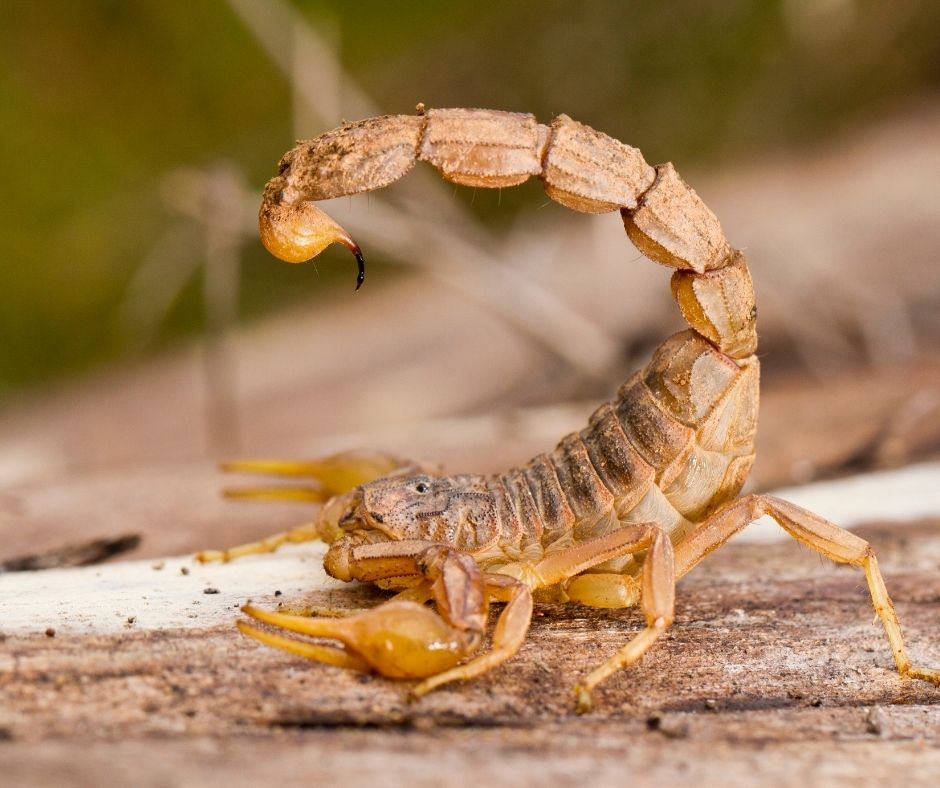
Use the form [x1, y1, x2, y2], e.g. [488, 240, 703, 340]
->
[1, 467, 939, 786]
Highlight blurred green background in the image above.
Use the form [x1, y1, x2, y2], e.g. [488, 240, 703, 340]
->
[2, 0, 939, 398]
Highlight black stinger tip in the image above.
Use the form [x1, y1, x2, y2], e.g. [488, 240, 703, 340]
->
[354, 247, 365, 290]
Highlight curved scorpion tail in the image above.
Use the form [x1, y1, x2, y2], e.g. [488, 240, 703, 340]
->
[258, 108, 757, 358]
[622, 165, 757, 361]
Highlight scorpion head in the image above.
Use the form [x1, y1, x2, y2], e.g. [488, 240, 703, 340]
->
[360, 474, 498, 545]
[322, 474, 500, 581]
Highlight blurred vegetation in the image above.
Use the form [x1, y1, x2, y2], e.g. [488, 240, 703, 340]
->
[1, 0, 939, 398]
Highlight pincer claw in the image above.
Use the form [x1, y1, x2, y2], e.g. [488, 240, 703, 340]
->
[239, 600, 472, 680]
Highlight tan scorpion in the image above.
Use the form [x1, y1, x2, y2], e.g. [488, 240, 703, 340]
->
[197, 107, 940, 711]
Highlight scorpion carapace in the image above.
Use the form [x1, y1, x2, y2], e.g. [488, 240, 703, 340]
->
[200, 107, 939, 711]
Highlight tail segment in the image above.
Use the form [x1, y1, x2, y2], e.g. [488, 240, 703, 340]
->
[257, 107, 756, 363]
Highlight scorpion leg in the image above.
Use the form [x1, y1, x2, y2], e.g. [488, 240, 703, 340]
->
[195, 522, 323, 564]
[419, 523, 685, 697]
[531, 524, 675, 712]
[674, 494, 940, 686]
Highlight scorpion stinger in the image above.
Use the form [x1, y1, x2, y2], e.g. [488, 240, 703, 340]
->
[258, 178, 365, 289]
[354, 246, 365, 290]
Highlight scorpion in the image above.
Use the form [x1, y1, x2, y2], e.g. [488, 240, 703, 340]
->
[198, 107, 940, 711]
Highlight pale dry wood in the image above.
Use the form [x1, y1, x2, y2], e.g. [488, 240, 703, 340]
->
[2, 514, 940, 787]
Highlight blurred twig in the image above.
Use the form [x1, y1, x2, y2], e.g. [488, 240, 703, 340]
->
[119, 165, 247, 453]
[117, 222, 202, 353]
[225, 0, 378, 121]
[201, 166, 246, 454]
[0, 534, 140, 573]
[308, 193, 622, 376]
[225, 0, 620, 377]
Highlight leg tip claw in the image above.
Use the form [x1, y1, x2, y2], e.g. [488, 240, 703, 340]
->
[194, 550, 227, 564]
[574, 686, 593, 715]
[902, 666, 940, 687]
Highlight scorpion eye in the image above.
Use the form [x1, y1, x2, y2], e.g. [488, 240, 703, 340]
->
[415, 481, 430, 494]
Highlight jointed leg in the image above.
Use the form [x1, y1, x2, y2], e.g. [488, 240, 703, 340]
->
[674, 494, 940, 685]
[417, 524, 677, 697]
[196, 522, 321, 563]
[238, 522, 679, 700]
[509, 523, 676, 711]
[562, 528, 675, 712]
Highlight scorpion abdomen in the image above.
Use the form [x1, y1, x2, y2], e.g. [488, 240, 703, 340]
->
[491, 330, 758, 555]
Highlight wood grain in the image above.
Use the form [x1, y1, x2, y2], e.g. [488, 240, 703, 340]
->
[2, 515, 939, 786]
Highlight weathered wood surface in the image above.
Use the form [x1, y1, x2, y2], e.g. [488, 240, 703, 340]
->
[2, 509, 940, 786]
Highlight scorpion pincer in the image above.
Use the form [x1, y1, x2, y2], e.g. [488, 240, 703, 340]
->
[198, 107, 940, 712]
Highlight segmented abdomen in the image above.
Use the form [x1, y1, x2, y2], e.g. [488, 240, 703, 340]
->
[491, 330, 759, 553]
